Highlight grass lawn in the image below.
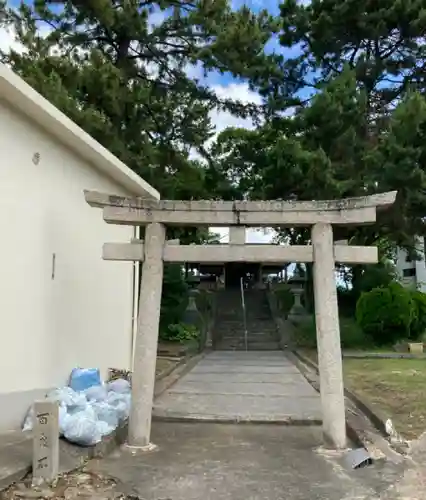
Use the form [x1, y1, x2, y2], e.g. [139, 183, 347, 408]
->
[300, 351, 426, 440]
[344, 358, 426, 440]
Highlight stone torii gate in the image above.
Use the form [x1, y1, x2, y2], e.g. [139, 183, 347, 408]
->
[85, 190, 396, 450]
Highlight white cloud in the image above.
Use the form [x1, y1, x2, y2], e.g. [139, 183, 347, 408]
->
[0, 25, 24, 54]
[210, 82, 262, 135]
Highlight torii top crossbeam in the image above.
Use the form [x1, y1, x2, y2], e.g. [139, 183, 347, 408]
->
[85, 190, 397, 227]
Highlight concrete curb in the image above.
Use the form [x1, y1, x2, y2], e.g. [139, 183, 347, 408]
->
[0, 435, 32, 491]
[342, 352, 426, 360]
[292, 350, 389, 438]
[0, 352, 206, 492]
[152, 413, 322, 426]
[154, 350, 208, 398]
[287, 351, 373, 449]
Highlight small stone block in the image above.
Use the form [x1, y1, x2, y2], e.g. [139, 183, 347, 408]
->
[344, 448, 373, 469]
[32, 401, 59, 484]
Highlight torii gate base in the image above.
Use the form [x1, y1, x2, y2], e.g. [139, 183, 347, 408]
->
[85, 190, 397, 450]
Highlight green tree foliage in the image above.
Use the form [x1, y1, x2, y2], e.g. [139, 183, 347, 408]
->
[5, 0, 426, 311]
[279, 0, 426, 114]
[210, 68, 426, 247]
[338, 260, 397, 317]
[206, 0, 426, 282]
[0, 0, 279, 200]
[159, 264, 189, 337]
[356, 282, 414, 344]
[357, 262, 397, 294]
[0, 1, 282, 334]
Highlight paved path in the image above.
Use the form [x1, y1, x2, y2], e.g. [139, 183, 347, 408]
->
[153, 351, 322, 423]
[89, 422, 404, 500]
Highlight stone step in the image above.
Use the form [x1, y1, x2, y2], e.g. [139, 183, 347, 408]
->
[221, 332, 278, 340]
[217, 316, 273, 321]
[217, 329, 278, 335]
[215, 338, 280, 345]
[220, 331, 278, 339]
[216, 321, 275, 327]
[215, 343, 281, 351]
[220, 343, 279, 348]
[216, 323, 276, 329]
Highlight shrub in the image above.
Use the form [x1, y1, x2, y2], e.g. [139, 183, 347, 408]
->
[356, 282, 414, 345]
[294, 317, 371, 350]
[346, 262, 397, 316]
[339, 318, 372, 349]
[274, 284, 294, 315]
[409, 290, 426, 340]
[161, 323, 199, 343]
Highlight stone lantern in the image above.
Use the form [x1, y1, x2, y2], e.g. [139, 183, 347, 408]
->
[184, 275, 201, 325]
[288, 273, 307, 321]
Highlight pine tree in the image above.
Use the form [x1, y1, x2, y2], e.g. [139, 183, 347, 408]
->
[0, 0, 279, 199]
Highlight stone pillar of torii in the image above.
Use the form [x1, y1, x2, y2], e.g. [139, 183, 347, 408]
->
[85, 190, 397, 450]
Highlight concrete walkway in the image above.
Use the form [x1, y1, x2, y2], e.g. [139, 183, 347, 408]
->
[154, 351, 322, 423]
[88, 422, 404, 500]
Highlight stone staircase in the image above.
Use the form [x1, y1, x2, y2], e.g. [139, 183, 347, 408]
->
[213, 289, 280, 351]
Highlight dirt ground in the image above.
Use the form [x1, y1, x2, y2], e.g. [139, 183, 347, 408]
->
[1, 469, 125, 500]
[155, 356, 179, 378]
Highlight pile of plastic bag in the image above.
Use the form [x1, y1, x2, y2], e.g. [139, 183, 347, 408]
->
[22, 368, 131, 446]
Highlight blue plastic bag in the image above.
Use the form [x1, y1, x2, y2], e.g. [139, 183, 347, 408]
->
[63, 406, 101, 446]
[92, 401, 119, 428]
[106, 392, 131, 421]
[107, 379, 130, 394]
[83, 385, 108, 402]
[47, 387, 87, 411]
[69, 368, 101, 392]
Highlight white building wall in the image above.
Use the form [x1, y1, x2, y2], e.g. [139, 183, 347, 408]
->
[395, 238, 426, 293]
[414, 236, 426, 293]
[0, 99, 135, 428]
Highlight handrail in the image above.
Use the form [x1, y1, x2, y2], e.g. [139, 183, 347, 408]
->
[240, 278, 248, 352]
